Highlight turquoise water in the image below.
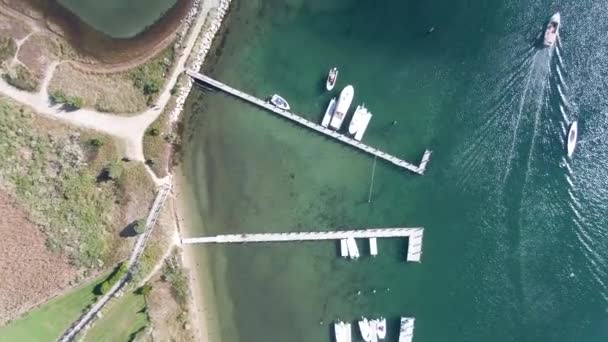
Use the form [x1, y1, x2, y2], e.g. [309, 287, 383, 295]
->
[183, 0, 608, 341]
[57, 0, 177, 38]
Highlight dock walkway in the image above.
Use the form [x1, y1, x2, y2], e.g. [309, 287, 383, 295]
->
[182, 227, 424, 262]
[186, 70, 431, 175]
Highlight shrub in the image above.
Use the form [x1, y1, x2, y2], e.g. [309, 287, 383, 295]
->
[105, 160, 123, 180]
[137, 284, 152, 296]
[90, 138, 104, 147]
[3, 65, 38, 91]
[134, 218, 146, 235]
[148, 128, 160, 136]
[0, 37, 17, 62]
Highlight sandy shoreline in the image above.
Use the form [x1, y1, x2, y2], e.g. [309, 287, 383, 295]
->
[169, 0, 232, 341]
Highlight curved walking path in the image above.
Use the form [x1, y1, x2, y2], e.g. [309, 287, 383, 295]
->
[0, 0, 217, 162]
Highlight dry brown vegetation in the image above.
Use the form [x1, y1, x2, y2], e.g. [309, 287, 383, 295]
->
[48, 63, 147, 113]
[16, 33, 59, 79]
[0, 191, 77, 325]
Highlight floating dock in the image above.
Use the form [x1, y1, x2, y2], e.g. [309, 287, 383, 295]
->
[186, 70, 432, 175]
[182, 227, 424, 262]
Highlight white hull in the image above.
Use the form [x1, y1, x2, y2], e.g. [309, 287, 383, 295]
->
[330, 85, 355, 130]
[369, 319, 379, 342]
[269, 94, 290, 110]
[339, 239, 348, 257]
[346, 237, 359, 259]
[359, 318, 372, 342]
[567, 120, 578, 158]
[344, 323, 352, 342]
[543, 12, 560, 47]
[322, 97, 337, 127]
[326, 67, 338, 91]
[335, 322, 346, 342]
[348, 104, 373, 141]
[369, 238, 378, 256]
[398, 317, 415, 342]
[376, 317, 386, 340]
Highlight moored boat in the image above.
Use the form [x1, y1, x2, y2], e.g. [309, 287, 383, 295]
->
[358, 317, 372, 342]
[330, 85, 355, 130]
[567, 120, 578, 158]
[344, 322, 352, 342]
[369, 319, 379, 342]
[334, 321, 346, 342]
[322, 97, 337, 127]
[376, 317, 387, 340]
[269, 94, 290, 110]
[326, 67, 338, 91]
[398, 317, 415, 342]
[543, 12, 560, 47]
[346, 236, 359, 259]
[348, 104, 373, 141]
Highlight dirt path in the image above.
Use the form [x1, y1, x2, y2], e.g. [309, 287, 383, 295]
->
[0, 0, 217, 162]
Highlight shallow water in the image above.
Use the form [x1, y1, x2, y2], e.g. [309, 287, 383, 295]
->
[57, 0, 177, 38]
[182, 0, 608, 341]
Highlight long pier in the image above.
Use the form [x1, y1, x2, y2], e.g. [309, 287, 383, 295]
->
[186, 70, 431, 175]
[182, 227, 424, 262]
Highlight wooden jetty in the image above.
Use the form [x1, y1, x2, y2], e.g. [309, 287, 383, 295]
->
[186, 70, 432, 175]
[182, 227, 424, 262]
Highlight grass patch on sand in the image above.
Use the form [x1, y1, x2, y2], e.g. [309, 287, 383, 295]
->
[83, 290, 149, 342]
[130, 45, 175, 106]
[0, 96, 154, 269]
[143, 105, 173, 178]
[0, 37, 16, 62]
[0, 271, 109, 342]
[2, 64, 38, 91]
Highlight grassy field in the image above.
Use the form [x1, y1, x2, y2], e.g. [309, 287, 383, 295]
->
[83, 291, 149, 342]
[0, 272, 108, 341]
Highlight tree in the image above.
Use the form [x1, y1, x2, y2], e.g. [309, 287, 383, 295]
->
[49, 90, 66, 104]
[105, 160, 123, 180]
[66, 95, 84, 109]
[137, 284, 152, 296]
[90, 138, 104, 147]
[148, 128, 160, 136]
[134, 219, 146, 235]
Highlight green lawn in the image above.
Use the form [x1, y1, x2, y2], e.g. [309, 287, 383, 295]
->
[0, 272, 107, 342]
[83, 291, 149, 342]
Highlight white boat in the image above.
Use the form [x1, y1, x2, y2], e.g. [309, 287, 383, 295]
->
[339, 239, 348, 257]
[348, 104, 373, 141]
[358, 318, 372, 342]
[369, 319, 379, 342]
[567, 120, 578, 158]
[346, 237, 359, 259]
[543, 12, 560, 47]
[369, 238, 378, 256]
[326, 67, 338, 91]
[330, 85, 354, 130]
[344, 322, 352, 342]
[269, 94, 290, 110]
[376, 317, 387, 340]
[322, 97, 337, 127]
[398, 317, 415, 342]
[334, 321, 346, 342]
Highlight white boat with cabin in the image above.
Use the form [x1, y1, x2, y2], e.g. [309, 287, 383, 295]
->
[344, 322, 352, 342]
[339, 239, 348, 257]
[334, 321, 347, 342]
[358, 318, 372, 342]
[567, 120, 578, 158]
[369, 319, 379, 342]
[322, 97, 337, 127]
[269, 94, 290, 110]
[543, 12, 560, 47]
[330, 85, 354, 130]
[348, 104, 373, 141]
[398, 317, 415, 342]
[326, 67, 338, 91]
[376, 317, 386, 340]
[369, 238, 378, 256]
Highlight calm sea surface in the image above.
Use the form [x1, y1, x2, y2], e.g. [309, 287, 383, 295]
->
[57, 0, 177, 38]
[182, 0, 608, 341]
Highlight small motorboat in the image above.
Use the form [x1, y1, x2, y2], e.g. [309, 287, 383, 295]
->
[326, 67, 338, 91]
[376, 317, 387, 340]
[567, 120, 578, 158]
[269, 94, 290, 110]
[321, 97, 336, 127]
[358, 317, 372, 342]
[398, 317, 415, 342]
[543, 12, 560, 47]
[334, 321, 347, 342]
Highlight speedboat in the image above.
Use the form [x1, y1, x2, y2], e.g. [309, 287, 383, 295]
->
[369, 319, 379, 342]
[269, 94, 290, 111]
[358, 317, 372, 342]
[346, 237, 359, 259]
[376, 317, 387, 340]
[330, 85, 354, 130]
[326, 67, 338, 91]
[543, 12, 560, 47]
[398, 317, 415, 342]
[344, 322, 352, 342]
[348, 104, 373, 141]
[334, 321, 347, 342]
[322, 97, 337, 127]
[567, 120, 578, 158]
